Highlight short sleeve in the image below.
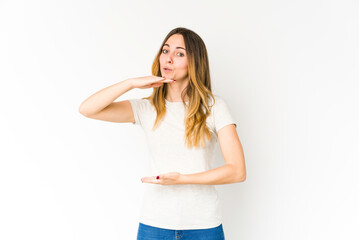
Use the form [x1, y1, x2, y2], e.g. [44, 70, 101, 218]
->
[213, 96, 237, 134]
[128, 98, 147, 126]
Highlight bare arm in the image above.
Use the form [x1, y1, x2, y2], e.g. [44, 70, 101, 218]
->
[78, 76, 175, 123]
[181, 124, 246, 185]
[141, 124, 246, 185]
[78, 79, 133, 116]
[181, 164, 242, 185]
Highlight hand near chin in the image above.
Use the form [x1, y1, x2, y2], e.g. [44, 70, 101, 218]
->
[141, 172, 184, 185]
[129, 75, 176, 89]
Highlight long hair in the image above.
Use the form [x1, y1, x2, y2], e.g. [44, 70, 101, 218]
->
[143, 27, 216, 149]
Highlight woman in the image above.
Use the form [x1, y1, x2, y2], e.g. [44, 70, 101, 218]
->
[79, 27, 246, 240]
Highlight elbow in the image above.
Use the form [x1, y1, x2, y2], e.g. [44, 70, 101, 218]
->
[78, 107, 84, 115]
[240, 174, 246, 182]
[78, 103, 86, 115]
[236, 174, 246, 183]
[78, 104, 91, 117]
[229, 164, 246, 183]
[236, 171, 246, 183]
[78, 107, 88, 117]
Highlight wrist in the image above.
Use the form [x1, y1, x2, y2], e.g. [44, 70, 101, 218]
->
[123, 78, 134, 89]
[180, 174, 189, 184]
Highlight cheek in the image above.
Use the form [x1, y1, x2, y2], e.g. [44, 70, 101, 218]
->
[179, 60, 188, 70]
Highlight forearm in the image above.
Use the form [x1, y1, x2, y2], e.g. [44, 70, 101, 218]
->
[181, 164, 244, 185]
[78, 79, 133, 116]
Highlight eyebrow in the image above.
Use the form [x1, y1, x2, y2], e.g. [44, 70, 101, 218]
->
[163, 44, 186, 51]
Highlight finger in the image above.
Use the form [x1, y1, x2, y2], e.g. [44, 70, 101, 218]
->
[158, 77, 176, 81]
[147, 176, 158, 182]
[158, 78, 175, 82]
[156, 77, 166, 81]
[162, 79, 176, 83]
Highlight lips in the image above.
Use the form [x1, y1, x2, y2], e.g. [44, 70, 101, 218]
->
[163, 67, 173, 71]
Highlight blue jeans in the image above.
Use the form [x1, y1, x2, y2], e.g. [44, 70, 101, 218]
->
[136, 222, 226, 240]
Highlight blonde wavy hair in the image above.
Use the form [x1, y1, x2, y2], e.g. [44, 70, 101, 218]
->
[143, 27, 216, 149]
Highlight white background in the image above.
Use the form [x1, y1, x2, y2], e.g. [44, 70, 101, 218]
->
[1, 0, 358, 239]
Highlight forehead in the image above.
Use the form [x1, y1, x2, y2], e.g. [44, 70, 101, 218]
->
[164, 34, 185, 47]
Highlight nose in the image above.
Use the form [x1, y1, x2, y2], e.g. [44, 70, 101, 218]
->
[166, 57, 172, 64]
[164, 52, 173, 64]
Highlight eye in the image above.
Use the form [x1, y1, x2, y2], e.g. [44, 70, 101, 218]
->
[161, 49, 185, 57]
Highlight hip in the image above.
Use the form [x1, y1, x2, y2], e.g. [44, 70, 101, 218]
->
[136, 222, 225, 240]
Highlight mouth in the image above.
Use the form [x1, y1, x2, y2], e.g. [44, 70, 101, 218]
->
[163, 67, 173, 72]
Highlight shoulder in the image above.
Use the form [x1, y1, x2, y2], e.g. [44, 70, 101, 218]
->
[206, 95, 227, 125]
[128, 98, 151, 106]
[209, 94, 229, 110]
[128, 98, 153, 112]
[128, 98, 154, 126]
[208, 94, 237, 132]
[128, 98, 150, 103]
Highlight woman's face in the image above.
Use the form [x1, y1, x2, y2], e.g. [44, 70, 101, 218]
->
[159, 34, 188, 81]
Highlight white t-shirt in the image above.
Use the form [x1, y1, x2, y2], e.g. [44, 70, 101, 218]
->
[128, 95, 237, 230]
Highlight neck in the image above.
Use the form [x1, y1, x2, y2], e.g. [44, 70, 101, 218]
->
[165, 77, 189, 102]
